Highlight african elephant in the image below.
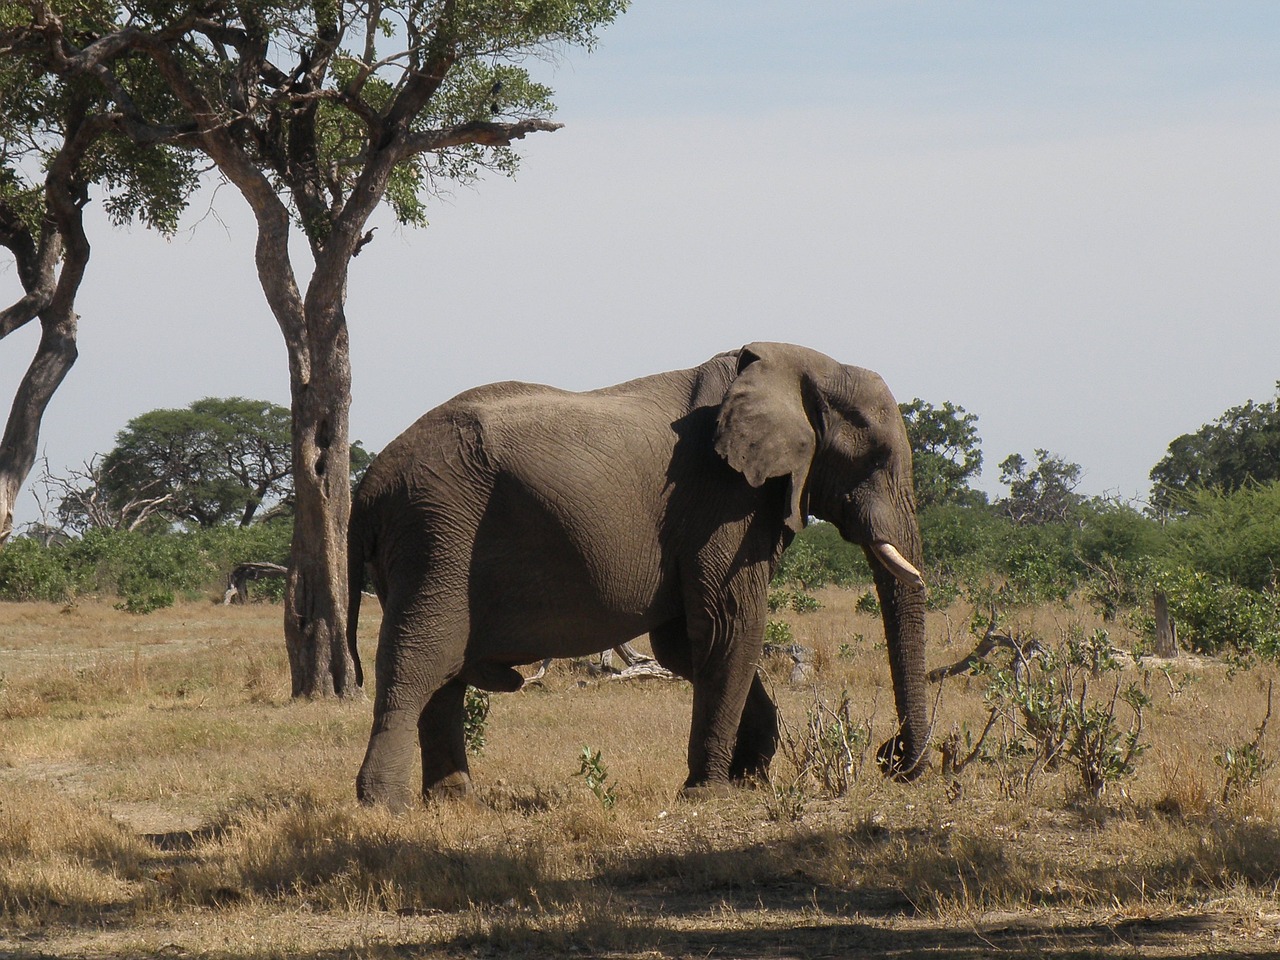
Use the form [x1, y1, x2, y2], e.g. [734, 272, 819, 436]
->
[348, 342, 928, 808]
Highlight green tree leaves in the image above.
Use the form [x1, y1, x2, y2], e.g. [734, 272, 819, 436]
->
[1150, 386, 1280, 517]
[997, 449, 1084, 527]
[94, 398, 294, 529]
[898, 398, 985, 509]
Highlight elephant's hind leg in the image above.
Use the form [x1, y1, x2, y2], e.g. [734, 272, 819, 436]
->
[417, 678, 473, 801]
[357, 589, 468, 809]
[357, 708, 423, 811]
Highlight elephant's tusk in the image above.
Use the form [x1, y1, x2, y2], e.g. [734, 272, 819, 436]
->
[871, 541, 925, 590]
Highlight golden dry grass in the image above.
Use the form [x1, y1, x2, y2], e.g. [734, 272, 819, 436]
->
[1, 591, 1279, 958]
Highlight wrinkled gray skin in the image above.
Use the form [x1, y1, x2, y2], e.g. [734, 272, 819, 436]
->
[348, 342, 928, 808]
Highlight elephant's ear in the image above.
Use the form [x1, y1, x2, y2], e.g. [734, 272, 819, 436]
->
[713, 344, 817, 533]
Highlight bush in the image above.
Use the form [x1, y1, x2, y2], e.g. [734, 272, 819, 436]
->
[774, 522, 871, 589]
[1166, 484, 1280, 593]
[1075, 500, 1167, 568]
[0, 524, 293, 607]
[1157, 567, 1280, 659]
[0, 537, 81, 602]
[918, 503, 1005, 577]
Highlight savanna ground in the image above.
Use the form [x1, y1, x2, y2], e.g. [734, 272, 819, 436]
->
[1, 588, 1279, 959]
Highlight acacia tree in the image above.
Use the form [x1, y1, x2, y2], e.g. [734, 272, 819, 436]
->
[92, 397, 292, 528]
[8, 0, 626, 697]
[0, 12, 194, 543]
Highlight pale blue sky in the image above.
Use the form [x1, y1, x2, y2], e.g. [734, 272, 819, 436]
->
[2, 2, 1278, 525]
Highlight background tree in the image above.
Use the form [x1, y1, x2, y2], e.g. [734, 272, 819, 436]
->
[997, 449, 1084, 526]
[97, 397, 292, 528]
[0, 9, 195, 543]
[1150, 386, 1280, 518]
[49, 398, 371, 533]
[899, 398, 986, 508]
[10, 0, 627, 696]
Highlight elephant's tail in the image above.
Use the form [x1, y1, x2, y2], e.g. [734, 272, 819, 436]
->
[347, 519, 369, 688]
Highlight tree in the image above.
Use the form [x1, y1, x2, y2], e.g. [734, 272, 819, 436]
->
[997, 449, 1084, 526]
[98, 397, 292, 528]
[49, 398, 372, 533]
[1150, 386, 1280, 518]
[899, 399, 985, 509]
[9, 0, 627, 697]
[0, 8, 195, 543]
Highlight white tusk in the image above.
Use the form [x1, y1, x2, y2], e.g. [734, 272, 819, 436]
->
[871, 542, 925, 590]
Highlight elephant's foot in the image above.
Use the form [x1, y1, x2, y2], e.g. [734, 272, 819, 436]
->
[357, 777, 418, 812]
[875, 734, 928, 781]
[422, 770, 475, 804]
[678, 780, 736, 802]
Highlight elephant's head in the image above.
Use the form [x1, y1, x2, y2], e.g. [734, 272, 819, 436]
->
[715, 342, 929, 779]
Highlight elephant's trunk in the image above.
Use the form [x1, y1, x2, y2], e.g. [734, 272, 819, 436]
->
[866, 512, 929, 779]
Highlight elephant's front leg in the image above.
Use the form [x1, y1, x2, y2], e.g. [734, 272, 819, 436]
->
[417, 678, 473, 800]
[680, 578, 770, 796]
[729, 672, 778, 783]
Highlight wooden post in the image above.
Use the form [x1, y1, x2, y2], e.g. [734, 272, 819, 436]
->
[1154, 591, 1177, 658]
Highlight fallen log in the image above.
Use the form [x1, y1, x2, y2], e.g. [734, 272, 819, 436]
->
[223, 562, 288, 605]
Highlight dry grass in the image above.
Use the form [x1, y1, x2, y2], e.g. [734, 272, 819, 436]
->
[2, 591, 1279, 958]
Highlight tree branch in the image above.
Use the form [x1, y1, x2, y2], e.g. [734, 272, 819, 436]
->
[402, 117, 564, 154]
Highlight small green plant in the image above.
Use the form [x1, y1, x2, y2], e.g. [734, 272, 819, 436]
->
[575, 745, 617, 810]
[114, 589, 175, 615]
[924, 576, 961, 610]
[837, 635, 865, 659]
[764, 619, 794, 646]
[763, 777, 807, 822]
[854, 591, 880, 615]
[789, 590, 821, 613]
[768, 588, 821, 613]
[958, 623, 1149, 799]
[1215, 681, 1274, 804]
[464, 687, 490, 755]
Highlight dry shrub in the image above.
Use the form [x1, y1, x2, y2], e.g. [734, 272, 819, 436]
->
[1154, 753, 1217, 818]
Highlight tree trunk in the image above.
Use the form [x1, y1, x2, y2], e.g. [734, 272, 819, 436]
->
[282, 310, 359, 698]
[0, 133, 89, 545]
[1154, 590, 1178, 658]
[0, 310, 78, 542]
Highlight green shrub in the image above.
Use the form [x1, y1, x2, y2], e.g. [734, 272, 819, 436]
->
[774, 523, 870, 589]
[0, 537, 80, 602]
[918, 503, 1005, 577]
[1167, 484, 1280, 592]
[1157, 567, 1280, 659]
[115, 590, 176, 615]
[464, 687, 490, 755]
[768, 588, 821, 613]
[0, 524, 293, 607]
[765, 619, 794, 646]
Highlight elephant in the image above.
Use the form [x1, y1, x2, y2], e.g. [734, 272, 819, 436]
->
[347, 342, 928, 808]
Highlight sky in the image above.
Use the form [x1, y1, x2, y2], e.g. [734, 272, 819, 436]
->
[2, 1, 1278, 527]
